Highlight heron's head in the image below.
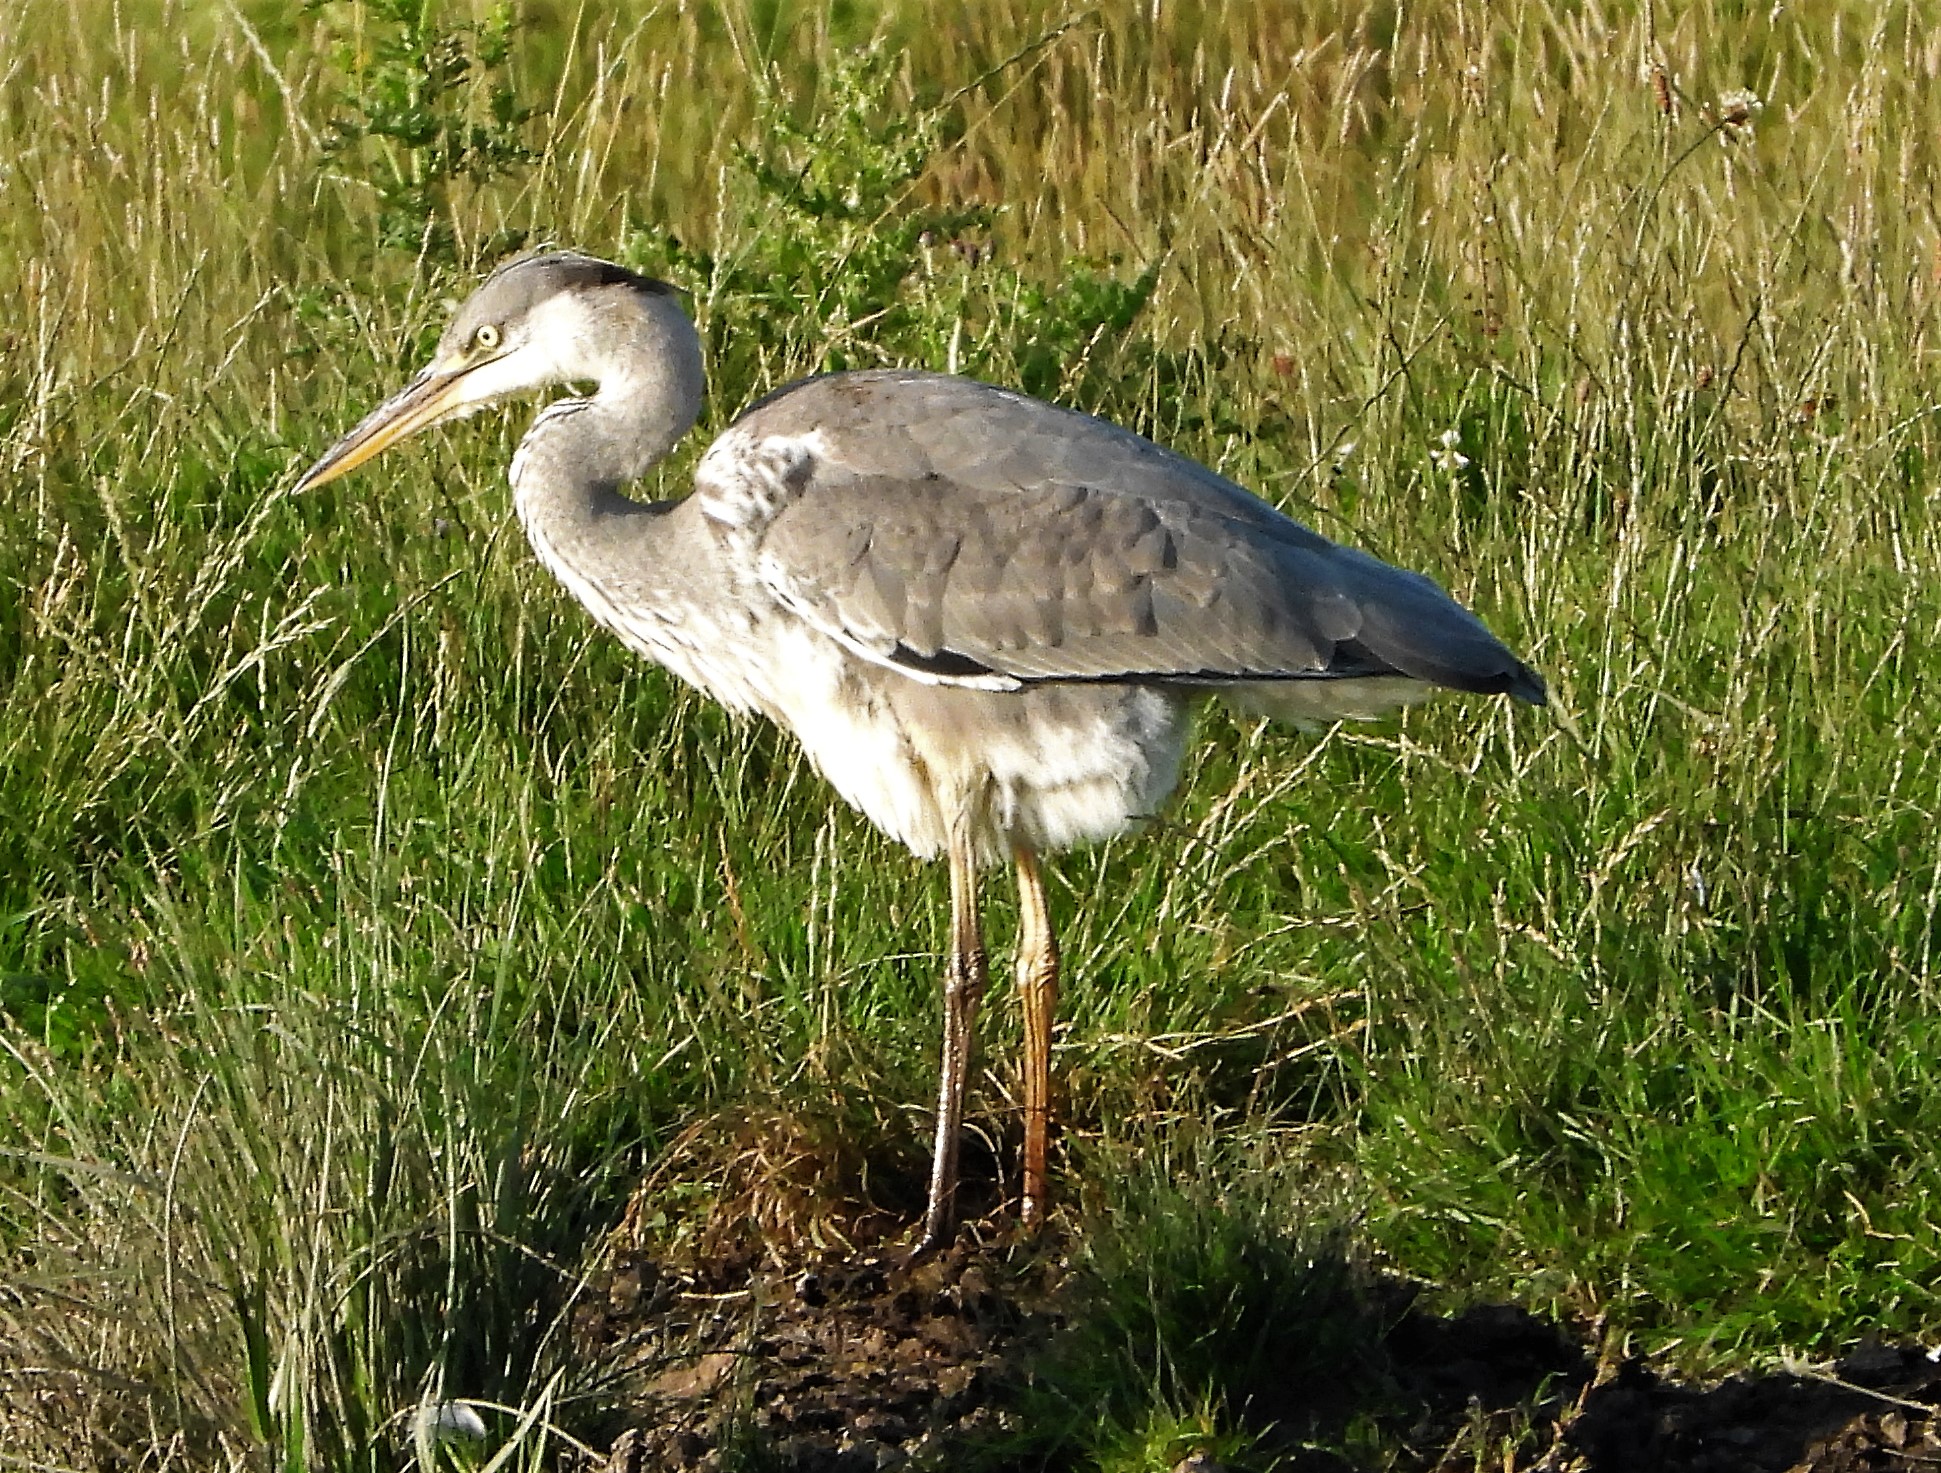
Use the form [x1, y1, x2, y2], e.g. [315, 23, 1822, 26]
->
[294, 252, 698, 492]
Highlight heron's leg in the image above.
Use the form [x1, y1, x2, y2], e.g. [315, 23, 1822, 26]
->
[919, 828, 987, 1253]
[1014, 844, 1061, 1230]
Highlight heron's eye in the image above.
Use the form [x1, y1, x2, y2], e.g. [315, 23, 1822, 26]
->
[473, 324, 502, 353]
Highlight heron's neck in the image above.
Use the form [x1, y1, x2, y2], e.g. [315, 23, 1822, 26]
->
[506, 382, 763, 712]
[508, 284, 706, 535]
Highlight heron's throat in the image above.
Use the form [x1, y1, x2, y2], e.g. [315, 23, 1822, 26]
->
[510, 374, 699, 515]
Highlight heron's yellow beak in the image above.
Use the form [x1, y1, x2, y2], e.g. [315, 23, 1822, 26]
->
[293, 358, 479, 492]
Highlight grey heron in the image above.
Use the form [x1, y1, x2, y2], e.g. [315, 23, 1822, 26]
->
[295, 251, 1545, 1251]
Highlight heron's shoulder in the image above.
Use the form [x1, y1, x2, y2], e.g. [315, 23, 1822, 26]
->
[700, 371, 1050, 513]
[725, 369, 1033, 436]
[717, 370, 1292, 527]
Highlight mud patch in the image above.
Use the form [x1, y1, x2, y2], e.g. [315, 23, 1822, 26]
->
[1564, 1338, 1941, 1472]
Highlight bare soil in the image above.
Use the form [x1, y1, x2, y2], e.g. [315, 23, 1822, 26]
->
[574, 1232, 1941, 1472]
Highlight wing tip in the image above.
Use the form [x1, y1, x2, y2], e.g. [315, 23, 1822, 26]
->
[1506, 663, 1548, 706]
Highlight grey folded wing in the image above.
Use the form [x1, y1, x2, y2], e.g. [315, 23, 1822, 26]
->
[709, 372, 1544, 702]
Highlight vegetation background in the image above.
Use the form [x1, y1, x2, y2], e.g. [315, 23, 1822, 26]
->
[2, 0, 1938, 1467]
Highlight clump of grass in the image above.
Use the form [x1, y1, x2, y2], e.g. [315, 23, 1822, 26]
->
[1020, 1127, 1384, 1469]
[0, 870, 658, 1467]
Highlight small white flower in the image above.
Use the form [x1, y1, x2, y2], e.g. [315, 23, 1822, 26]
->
[1429, 428, 1471, 473]
[416, 1400, 488, 1443]
[1717, 88, 1763, 141]
[1686, 863, 1709, 910]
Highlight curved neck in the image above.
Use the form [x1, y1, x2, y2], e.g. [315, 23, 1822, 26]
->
[508, 284, 707, 522]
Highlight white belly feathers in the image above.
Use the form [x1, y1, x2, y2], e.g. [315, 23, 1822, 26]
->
[747, 622, 1194, 864]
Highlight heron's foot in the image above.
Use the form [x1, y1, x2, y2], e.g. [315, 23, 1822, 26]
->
[907, 1192, 958, 1262]
[902, 1226, 952, 1265]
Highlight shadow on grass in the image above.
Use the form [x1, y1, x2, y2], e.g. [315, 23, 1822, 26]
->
[579, 1231, 1591, 1471]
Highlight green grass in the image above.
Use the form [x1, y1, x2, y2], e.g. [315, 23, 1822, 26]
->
[4, 0, 1941, 1466]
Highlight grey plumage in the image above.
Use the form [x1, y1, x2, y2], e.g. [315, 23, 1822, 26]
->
[295, 250, 1545, 1251]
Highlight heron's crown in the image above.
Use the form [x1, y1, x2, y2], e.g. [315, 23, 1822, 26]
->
[441, 252, 678, 352]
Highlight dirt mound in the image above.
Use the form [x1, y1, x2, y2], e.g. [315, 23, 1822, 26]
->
[582, 1239, 1042, 1471]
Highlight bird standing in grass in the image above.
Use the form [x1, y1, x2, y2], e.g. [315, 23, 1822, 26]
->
[295, 251, 1545, 1252]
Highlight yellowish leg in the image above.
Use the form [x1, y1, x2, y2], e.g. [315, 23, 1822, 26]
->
[1014, 845, 1061, 1231]
[918, 828, 987, 1254]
